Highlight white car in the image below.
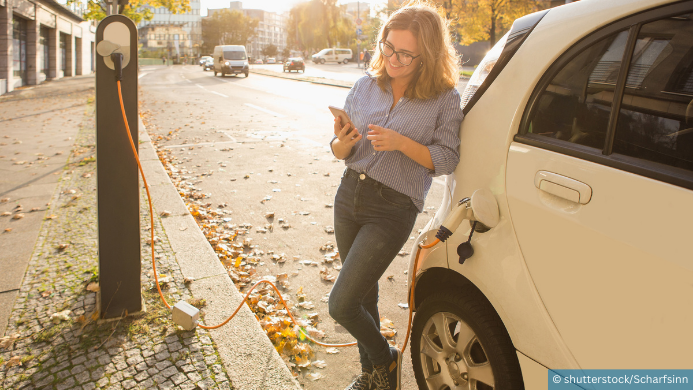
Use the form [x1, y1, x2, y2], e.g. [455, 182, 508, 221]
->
[408, 0, 693, 389]
[266, 58, 276, 64]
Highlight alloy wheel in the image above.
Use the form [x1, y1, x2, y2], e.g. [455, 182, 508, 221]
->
[419, 311, 495, 390]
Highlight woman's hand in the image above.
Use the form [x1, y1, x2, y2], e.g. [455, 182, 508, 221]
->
[366, 124, 404, 151]
[331, 117, 362, 160]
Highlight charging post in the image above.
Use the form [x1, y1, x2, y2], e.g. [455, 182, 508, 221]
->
[95, 15, 141, 319]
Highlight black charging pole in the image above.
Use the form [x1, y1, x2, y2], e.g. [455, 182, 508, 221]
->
[95, 15, 141, 319]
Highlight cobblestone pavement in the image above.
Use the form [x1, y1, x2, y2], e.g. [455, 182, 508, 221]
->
[0, 90, 234, 389]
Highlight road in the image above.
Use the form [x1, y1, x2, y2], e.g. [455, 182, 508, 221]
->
[139, 64, 462, 389]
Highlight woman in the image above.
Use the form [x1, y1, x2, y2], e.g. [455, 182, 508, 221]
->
[328, 2, 463, 390]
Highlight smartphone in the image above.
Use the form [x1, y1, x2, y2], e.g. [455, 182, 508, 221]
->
[329, 106, 354, 135]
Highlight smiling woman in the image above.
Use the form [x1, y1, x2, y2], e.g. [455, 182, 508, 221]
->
[327, 2, 463, 390]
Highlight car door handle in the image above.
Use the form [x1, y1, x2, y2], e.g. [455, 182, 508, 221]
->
[534, 171, 592, 204]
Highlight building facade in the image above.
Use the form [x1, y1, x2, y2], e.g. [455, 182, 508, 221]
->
[206, 2, 286, 61]
[0, 0, 95, 95]
[137, 0, 202, 62]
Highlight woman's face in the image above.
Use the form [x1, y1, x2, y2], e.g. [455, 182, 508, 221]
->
[383, 29, 421, 83]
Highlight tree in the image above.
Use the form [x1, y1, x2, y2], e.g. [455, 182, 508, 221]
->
[262, 44, 278, 58]
[77, 0, 190, 25]
[201, 9, 259, 53]
[435, 0, 547, 46]
[281, 47, 291, 59]
[286, 0, 354, 53]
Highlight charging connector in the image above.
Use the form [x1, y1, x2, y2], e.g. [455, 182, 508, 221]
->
[172, 301, 200, 331]
[111, 53, 124, 81]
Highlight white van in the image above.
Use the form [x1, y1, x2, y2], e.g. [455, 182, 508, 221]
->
[212, 45, 249, 77]
[311, 48, 352, 64]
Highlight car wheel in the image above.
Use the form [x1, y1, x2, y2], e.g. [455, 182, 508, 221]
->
[244, 72, 249, 78]
[320, 58, 325, 65]
[214, 71, 217, 76]
[343, 59, 349, 64]
[411, 290, 524, 390]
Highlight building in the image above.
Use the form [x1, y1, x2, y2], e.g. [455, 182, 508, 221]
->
[1, 0, 96, 95]
[345, 2, 370, 21]
[206, 2, 286, 61]
[137, 0, 202, 62]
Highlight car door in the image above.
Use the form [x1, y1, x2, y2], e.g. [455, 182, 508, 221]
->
[507, 4, 693, 369]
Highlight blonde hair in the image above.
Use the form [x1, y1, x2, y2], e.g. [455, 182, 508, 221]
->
[370, 1, 459, 100]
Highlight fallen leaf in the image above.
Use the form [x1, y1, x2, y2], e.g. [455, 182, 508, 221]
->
[0, 333, 19, 349]
[324, 226, 334, 234]
[3, 228, 12, 233]
[5, 356, 22, 368]
[306, 372, 324, 381]
[1, 212, 10, 217]
[86, 282, 100, 292]
[312, 360, 327, 369]
[398, 303, 409, 309]
[12, 213, 24, 220]
[57, 243, 69, 251]
[0, 198, 9, 203]
[45, 214, 57, 220]
[50, 310, 71, 323]
[325, 348, 339, 354]
[160, 210, 171, 217]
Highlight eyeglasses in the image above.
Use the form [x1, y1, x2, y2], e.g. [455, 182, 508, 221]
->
[379, 41, 421, 66]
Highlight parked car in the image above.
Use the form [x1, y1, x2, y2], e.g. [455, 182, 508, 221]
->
[198, 56, 211, 66]
[312, 48, 352, 64]
[202, 58, 213, 71]
[266, 58, 277, 64]
[212, 45, 249, 77]
[254, 59, 263, 64]
[283, 57, 305, 73]
[407, 0, 693, 389]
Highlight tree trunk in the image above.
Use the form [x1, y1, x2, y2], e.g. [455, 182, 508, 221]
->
[490, 9, 496, 46]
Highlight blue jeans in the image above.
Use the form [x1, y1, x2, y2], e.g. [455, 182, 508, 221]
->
[329, 169, 418, 369]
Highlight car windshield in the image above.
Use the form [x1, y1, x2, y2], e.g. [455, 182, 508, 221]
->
[318, 49, 331, 55]
[223, 51, 246, 60]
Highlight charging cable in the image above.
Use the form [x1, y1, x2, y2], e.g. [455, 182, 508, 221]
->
[114, 60, 444, 350]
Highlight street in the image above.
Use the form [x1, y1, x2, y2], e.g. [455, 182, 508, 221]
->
[139, 64, 460, 389]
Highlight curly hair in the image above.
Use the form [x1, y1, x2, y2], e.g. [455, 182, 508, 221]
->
[369, 1, 459, 100]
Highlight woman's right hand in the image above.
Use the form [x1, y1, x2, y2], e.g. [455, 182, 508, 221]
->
[331, 117, 362, 160]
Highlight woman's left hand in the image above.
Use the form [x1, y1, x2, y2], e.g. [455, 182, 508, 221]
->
[366, 125, 404, 152]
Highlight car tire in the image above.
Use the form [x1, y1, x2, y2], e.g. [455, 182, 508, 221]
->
[244, 72, 249, 78]
[320, 58, 325, 65]
[411, 290, 524, 390]
[213, 71, 217, 76]
[343, 59, 349, 64]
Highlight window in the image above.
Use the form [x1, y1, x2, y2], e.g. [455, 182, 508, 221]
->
[13, 17, 27, 82]
[519, 3, 693, 188]
[526, 30, 630, 150]
[613, 13, 693, 171]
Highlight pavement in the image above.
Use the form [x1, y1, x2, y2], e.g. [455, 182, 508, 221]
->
[0, 75, 300, 389]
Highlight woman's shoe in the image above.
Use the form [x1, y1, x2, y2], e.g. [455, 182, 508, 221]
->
[371, 347, 401, 390]
[345, 369, 373, 390]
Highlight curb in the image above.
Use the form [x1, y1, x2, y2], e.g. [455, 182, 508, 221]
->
[137, 117, 301, 390]
[249, 68, 354, 89]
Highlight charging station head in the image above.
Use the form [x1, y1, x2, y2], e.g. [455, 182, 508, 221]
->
[99, 22, 131, 71]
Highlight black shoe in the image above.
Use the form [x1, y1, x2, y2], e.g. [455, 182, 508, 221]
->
[372, 347, 401, 390]
[345, 369, 373, 390]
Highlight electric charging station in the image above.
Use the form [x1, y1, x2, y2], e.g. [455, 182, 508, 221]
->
[95, 15, 141, 319]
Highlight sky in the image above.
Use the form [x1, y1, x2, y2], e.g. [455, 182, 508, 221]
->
[200, 0, 387, 17]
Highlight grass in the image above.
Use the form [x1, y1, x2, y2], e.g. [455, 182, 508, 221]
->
[461, 70, 474, 77]
[33, 322, 70, 343]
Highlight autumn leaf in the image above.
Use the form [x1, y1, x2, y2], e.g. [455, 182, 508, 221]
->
[45, 214, 58, 220]
[86, 282, 100, 292]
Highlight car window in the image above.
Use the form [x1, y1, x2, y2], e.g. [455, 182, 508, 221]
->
[224, 51, 246, 60]
[526, 30, 630, 150]
[612, 13, 693, 171]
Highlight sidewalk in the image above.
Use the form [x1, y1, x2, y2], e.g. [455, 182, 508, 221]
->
[0, 76, 298, 389]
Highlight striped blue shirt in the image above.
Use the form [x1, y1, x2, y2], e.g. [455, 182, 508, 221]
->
[332, 75, 463, 212]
